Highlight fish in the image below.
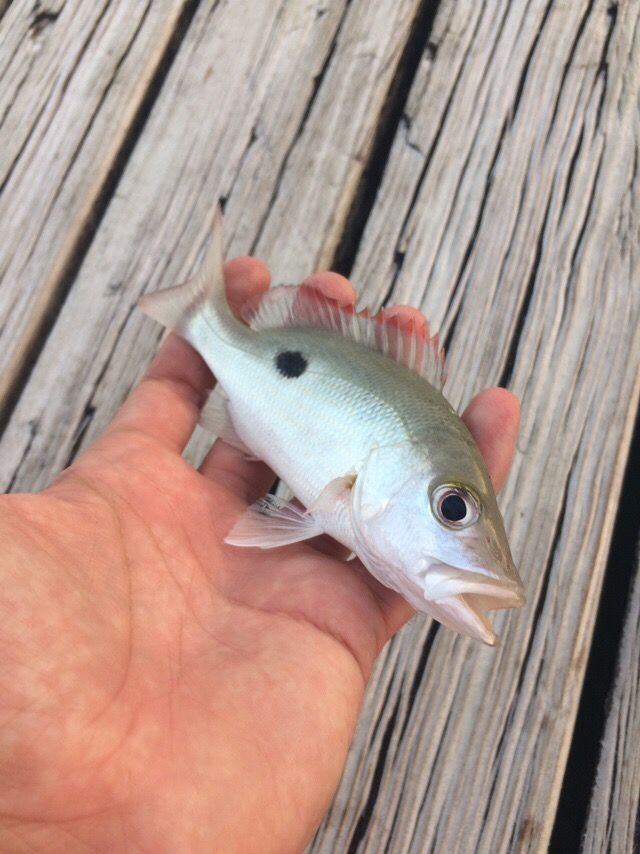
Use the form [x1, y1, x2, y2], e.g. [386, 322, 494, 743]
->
[139, 211, 525, 645]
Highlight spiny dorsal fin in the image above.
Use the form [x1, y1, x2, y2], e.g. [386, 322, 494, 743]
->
[243, 285, 446, 389]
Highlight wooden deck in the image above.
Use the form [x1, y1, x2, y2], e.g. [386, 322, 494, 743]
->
[1, 0, 638, 850]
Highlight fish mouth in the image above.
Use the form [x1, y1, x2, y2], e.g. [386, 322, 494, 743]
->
[421, 565, 525, 646]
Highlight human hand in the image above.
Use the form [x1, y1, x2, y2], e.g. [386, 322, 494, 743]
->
[0, 258, 519, 853]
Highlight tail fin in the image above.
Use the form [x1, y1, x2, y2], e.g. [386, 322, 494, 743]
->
[138, 207, 230, 331]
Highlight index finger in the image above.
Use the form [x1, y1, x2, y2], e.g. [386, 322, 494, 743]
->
[462, 387, 520, 493]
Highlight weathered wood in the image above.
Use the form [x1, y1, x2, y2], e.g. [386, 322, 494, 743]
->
[0, 0, 638, 851]
[310, 0, 640, 851]
[0, 0, 194, 410]
[583, 542, 640, 854]
[0, 0, 426, 482]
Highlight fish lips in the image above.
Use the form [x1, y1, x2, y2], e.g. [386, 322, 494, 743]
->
[420, 564, 525, 646]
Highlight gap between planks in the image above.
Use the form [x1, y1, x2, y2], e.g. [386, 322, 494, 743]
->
[0, 0, 434, 487]
[0, 0, 202, 427]
[0, 0, 638, 852]
[311, 0, 640, 850]
[552, 398, 640, 852]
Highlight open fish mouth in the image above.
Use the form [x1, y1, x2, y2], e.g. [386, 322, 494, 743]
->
[421, 565, 525, 646]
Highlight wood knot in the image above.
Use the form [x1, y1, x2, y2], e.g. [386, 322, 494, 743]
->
[29, 9, 60, 39]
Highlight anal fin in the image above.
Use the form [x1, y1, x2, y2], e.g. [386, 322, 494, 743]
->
[225, 495, 323, 549]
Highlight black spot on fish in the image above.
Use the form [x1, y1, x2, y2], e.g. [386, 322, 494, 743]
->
[275, 350, 307, 378]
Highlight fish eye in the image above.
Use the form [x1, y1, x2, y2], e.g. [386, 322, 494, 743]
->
[431, 485, 480, 529]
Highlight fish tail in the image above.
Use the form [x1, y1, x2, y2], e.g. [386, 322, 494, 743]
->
[138, 207, 237, 339]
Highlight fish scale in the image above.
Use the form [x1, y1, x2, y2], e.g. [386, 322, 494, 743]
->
[139, 211, 525, 645]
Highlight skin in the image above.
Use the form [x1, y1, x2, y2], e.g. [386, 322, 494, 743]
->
[0, 258, 520, 853]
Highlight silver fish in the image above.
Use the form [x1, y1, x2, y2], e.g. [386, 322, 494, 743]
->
[139, 212, 524, 645]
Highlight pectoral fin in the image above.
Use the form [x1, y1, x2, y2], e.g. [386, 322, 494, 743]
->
[307, 473, 356, 514]
[225, 495, 323, 548]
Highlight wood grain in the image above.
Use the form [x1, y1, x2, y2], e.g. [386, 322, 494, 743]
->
[0, 0, 426, 485]
[0, 0, 196, 409]
[310, 0, 640, 850]
[583, 541, 640, 854]
[0, 0, 638, 851]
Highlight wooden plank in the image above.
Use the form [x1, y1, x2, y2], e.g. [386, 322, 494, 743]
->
[0, 0, 425, 488]
[1, 2, 638, 853]
[583, 542, 640, 854]
[309, 0, 640, 851]
[0, 0, 194, 410]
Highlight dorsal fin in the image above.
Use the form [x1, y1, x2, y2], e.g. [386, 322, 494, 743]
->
[243, 285, 446, 389]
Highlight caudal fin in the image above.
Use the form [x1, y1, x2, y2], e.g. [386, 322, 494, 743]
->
[138, 207, 227, 331]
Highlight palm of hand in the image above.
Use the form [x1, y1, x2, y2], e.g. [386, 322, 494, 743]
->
[0, 259, 519, 853]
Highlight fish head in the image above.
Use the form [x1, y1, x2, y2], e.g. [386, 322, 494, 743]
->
[351, 441, 524, 645]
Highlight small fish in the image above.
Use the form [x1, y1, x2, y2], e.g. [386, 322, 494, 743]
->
[139, 212, 524, 645]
